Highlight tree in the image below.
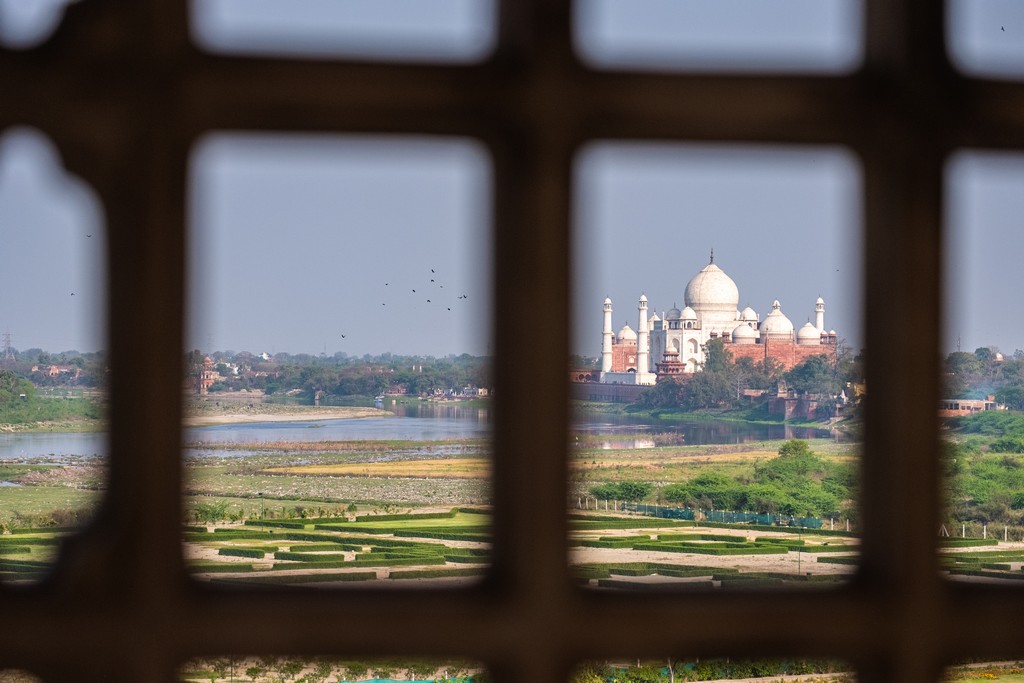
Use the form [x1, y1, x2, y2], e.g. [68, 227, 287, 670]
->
[784, 354, 836, 395]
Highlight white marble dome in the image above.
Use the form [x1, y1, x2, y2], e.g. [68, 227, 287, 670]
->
[797, 321, 821, 345]
[684, 262, 740, 314]
[618, 324, 637, 342]
[760, 300, 794, 339]
[740, 306, 758, 321]
[732, 323, 757, 344]
[681, 306, 697, 320]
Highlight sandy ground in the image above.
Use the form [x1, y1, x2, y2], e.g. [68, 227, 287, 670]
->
[183, 406, 391, 427]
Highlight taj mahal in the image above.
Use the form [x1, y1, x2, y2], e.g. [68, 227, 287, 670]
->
[600, 254, 837, 386]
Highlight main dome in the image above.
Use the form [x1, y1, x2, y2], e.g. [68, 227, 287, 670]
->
[684, 262, 740, 314]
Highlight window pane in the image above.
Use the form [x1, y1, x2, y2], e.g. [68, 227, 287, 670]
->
[0, 0, 76, 49]
[0, 127, 107, 584]
[185, 133, 493, 588]
[574, 0, 862, 73]
[190, 0, 495, 62]
[948, 0, 1024, 79]
[942, 152, 1024, 585]
[571, 143, 863, 590]
[180, 657, 486, 682]
[572, 658, 854, 682]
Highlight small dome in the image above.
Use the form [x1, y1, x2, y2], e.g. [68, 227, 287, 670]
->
[797, 322, 821, 345]
[760, 300, 794, 339]
[732, 324, 757, 345]
[816, 296, 825, 305]
[618, 324, 637, 342]
[650, 311, 661, 321]
[604, 297, 612, 305]
[829, 329, 836, 335]
[639, 294, 648, 303]
[681, 306, 697, 320]
[741, 306, 758, 321]
[666, 307, 681, 320]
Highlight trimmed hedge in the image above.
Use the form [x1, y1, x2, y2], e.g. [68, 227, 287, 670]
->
[217, 547, 267, 559]
[189, 562, 257, 573]
[354, 508, 457, 523]
[10, 527, 74, 535]
[697, 521, 858, 537]
[632, 542, 788, 556]
[940, 538, 1000, 548]
[0, 546, 32, 555]
[388, 567, 486, 580]
[595, 579, 715, 591]
[797, 545, 857, 553]
[392, 530, 491, 542]
[212, 571, 377, 586]
[656, 533, 739, 542]
[244, 520, 310, 529]
[947, 568, 1024, 580]
[815, 556, 859, 565]
[445, 554, 489, 564]
[579, 539, 638, 549]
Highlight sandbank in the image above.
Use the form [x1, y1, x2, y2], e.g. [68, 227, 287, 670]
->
[183, 406, 391, 427]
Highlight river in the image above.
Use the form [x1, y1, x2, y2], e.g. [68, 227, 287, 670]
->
[0, 402, 838, 462]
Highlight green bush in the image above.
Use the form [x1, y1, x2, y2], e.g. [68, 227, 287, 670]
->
[212, 571, 376, 586]
[0, 546, 31, 555]
[217, 547, 268, 558]
[354, 508, 457, 522]
[388, 567, 486, 580]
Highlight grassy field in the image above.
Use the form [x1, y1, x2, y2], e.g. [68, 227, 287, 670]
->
[265, 457, 490, 478]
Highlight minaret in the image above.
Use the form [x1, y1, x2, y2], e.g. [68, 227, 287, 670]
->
[601, 297, 613, 373]
[815, 297, 825, 333]
[637, 294, 649, 377]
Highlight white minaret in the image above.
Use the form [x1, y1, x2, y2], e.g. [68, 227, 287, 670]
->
[815, 296, 825, 333]
[601, 297, 613, 373]
[637, 294, 650, 378]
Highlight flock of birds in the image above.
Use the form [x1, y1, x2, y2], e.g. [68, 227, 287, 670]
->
[339, 267, 470, 343]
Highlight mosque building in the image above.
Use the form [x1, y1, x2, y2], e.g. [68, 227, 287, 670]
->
[600, 255, 838, 385]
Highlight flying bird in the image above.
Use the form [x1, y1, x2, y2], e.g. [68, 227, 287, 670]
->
[431, 269, 435, 273]
[427, 299, 431, 303]
[86, 234, 92, 238]
[447, 307, 451, 311]
[431, 279, 435, 283]
[412, 289, 416, 293]
[341, 334, 346, 339]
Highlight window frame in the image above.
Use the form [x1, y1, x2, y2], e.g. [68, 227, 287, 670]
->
[2, 1, 1023, 681]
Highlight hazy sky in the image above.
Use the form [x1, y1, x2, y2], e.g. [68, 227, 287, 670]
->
[1, 2, 1022, 356]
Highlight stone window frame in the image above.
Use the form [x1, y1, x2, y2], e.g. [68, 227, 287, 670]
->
[2, 1, 1024, 681]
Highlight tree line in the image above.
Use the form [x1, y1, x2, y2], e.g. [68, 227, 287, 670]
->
[633, 338, 863, 416]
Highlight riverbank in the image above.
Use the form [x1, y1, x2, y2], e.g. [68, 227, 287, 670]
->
[573, 399, 857, 432]
[183, 404, 392, 427]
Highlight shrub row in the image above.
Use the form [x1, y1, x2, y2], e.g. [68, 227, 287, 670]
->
[632, 543, 788, 556]
[393, 530, 490, 542]
[940, 538, 1000, 547]
[212, 571, 377, 586]
[354, 508, 457, 523]
[595, 579, 715, 591]
[9, 527, 73, 535]
[797, 545, 856, 553]
[445, 554, 488, 564]
[286, 543, 352, 552]
[598, 535, 655, 542]
[0, 546, 32, 555]
[656, 533, 738, 542]
[0, 536, 59, 546]
[244, 520, 311, 529]
[697, 521, 858, 537]
[815, 556, 859, 565]
[947, 568, 1024, 580]
[570, 519, 696, 531]
[217, 547, 267, 559]
[188, 562, 257, 573]
[579, 539, 637, 549]
[755, 537, 806, 546]
[388, 567, 485, 580]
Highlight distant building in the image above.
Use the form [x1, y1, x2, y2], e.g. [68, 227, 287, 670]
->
[939, 395, 1004, 417]
[599, 254, 837, 386]
[196, 356, 219, 395]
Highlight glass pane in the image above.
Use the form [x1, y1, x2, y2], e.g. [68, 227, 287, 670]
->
[572, 658, 854, 682]
[190, 0, 495, 62]
[942, 152, 1024, 584]
[571, 143, 863, 590]
[184, 133, 493, 588]
[0, 127, 107, 584]
[574, 0, 862, 73]
[180, 657, 486, 682]
[0, 0, 76, 49]
[948, 0, 1024, 79]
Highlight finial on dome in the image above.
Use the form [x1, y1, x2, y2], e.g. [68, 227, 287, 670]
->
[710, 248, 714, 264]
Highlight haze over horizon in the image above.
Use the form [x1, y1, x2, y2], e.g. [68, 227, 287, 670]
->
[2, 1, 1024, 357]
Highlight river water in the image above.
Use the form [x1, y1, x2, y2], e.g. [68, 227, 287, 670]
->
[0, 402, 836, 462]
